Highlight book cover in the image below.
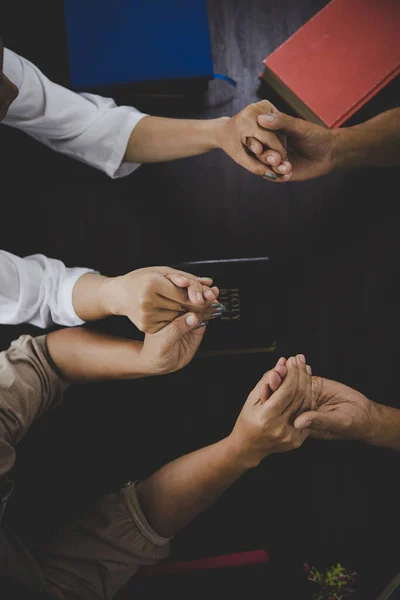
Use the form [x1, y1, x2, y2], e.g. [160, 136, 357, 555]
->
[261, 0, 400, 128]
[63, 0, 214, 91]
[175, 257, 276, 358]
[117, 551, 270, 599]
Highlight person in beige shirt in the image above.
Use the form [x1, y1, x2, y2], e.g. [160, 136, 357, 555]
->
[0, 308, 313, 600]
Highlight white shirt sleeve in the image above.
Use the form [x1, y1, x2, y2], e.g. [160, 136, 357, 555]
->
[0, 250, 96, 328]
[2, 48, 147, 179]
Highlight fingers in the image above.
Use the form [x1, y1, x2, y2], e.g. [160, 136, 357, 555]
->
[246, 138, 283, 167]
[245, 138, 292, 183]
[211, 286, 220, 300]
[164, 273, 216, 306]
[255, 357, 287, 404]
[266, 354, 310, 414]
[263, 159, 293, 182]
[247, 137, 264, 156]
[157, 311, 207, 346]
[250, 128, 288, 161]
[196, 276, 214, 286]
[236, 146, 281, 177]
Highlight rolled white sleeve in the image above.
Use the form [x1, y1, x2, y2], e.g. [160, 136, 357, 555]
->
[2, 48, 147, 178]
[0, 250, 96, 328]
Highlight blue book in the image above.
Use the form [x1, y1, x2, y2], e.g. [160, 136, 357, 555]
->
[64, 0, 214, 90]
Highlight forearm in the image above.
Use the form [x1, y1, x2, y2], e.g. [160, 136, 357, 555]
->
[332, 108, 400, 170]
[46, 327, 148, 383]
[124, 115, 229, 163]
[368, 402, 400, 451]
[136, 436, 249, 538]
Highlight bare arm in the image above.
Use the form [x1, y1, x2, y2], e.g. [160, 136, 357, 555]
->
[332, 107, 400, 169]
[124, 101, 289, 178]
[124, 115, 228, 163]
[255, 107, 400, 182]
[369, 403, 400, 451]
[46, 327, 146, 382]
[137, 436, 247, 538]
[136, 355, 311, 538]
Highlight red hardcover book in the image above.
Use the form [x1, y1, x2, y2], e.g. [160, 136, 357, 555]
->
[261, 0, 400, 128]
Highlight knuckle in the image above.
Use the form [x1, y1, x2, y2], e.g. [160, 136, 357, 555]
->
[271, 425, 284, 440]
[255, 99, 273, 112]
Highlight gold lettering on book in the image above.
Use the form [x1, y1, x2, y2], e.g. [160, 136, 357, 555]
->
[219, 288, 241, 321]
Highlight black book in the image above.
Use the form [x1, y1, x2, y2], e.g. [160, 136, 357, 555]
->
[175, 257, 276, 358]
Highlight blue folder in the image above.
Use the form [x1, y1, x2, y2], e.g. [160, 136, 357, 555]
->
[64, 0, 214, 90]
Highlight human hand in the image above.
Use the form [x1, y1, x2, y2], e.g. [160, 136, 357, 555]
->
[294, 377, 377, 441]
[215, 100, 292, 180]
[255, 112, 338, 182]
[138, 312, 208, 375]
[228, 354, 312, 468]
[102, 266, 225, 333]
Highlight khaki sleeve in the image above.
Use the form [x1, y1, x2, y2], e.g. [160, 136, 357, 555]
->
[0, 334, 68, 477]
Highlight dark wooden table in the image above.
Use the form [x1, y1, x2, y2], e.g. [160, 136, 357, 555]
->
[1, 2, 399, 598]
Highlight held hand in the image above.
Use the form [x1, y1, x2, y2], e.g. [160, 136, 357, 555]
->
[229, 355, 312, 468]
[216, 100, 291, 180]
[294, 377, 377, 441]
[255, 112, 337, 182]
[102, 266, 223, 333]
[139, 312, 207, 375]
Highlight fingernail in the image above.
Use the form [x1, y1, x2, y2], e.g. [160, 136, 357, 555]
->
[261, 113, 276, 123]
[250, 144, 257, 153]
[306, 365, 312, 374]
[186, 314, 196, 326]
[276, 164, 287, 173]
[302, 420, 312, 428]
[266, 155, 275, 165]
[298, 354, 306, 363]
[194, 320, 207, 330]
[211, 312, 223, 319]
[264, 172, 277, 181]
[290, 356, 297, 366]
[211, 302, 227, 311]
[196, 291, 204, 303]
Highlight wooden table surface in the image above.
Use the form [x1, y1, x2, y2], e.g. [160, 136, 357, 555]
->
[1, 2, 399, 598]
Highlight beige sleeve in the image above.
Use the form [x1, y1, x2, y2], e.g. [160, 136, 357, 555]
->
[0, 334, 68, 477]
[39, 482, 170, 600]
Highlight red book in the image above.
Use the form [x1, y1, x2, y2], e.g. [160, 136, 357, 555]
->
[135, 549, 269, 577]
[261, 0, 400, 128]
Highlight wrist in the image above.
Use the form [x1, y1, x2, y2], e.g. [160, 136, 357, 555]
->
[72, 273, 112, 322]
[331, 126, 368, 171]
[219, 435, 256, 473]
[98, 276, 123, 317]
[225, 432, 269, 470]
[207, 116, 231, 150]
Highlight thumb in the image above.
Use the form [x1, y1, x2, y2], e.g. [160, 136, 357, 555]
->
[257, 112, 307, 138]
[158, 312, 205, 345]
[294, 410, 338, 435]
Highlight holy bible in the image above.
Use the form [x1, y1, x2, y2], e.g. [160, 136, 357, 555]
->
[177, 257, 276, 358]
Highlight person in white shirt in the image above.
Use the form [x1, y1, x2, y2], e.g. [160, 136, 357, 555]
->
[0, 39, 290, 331]
[0, 250, 227, 331]
[1, 44, 291, 179]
